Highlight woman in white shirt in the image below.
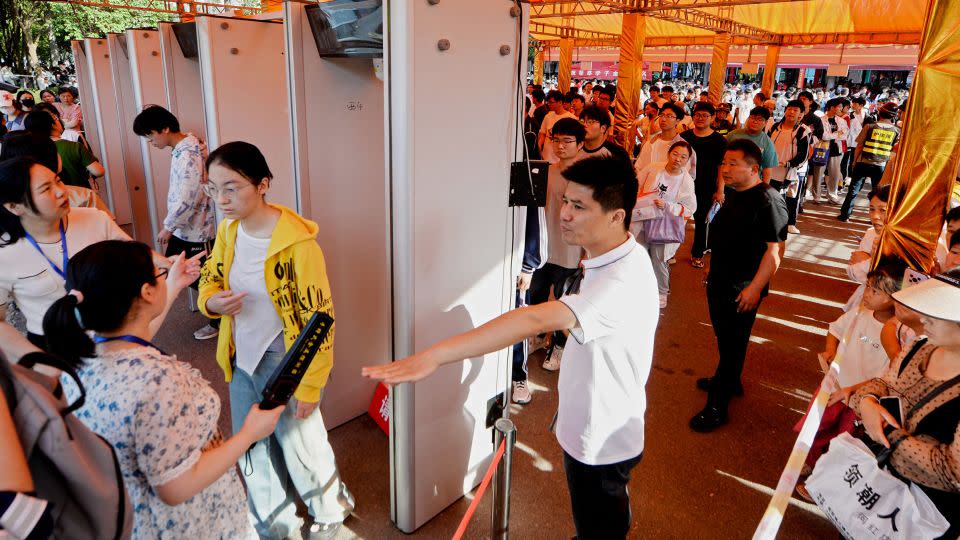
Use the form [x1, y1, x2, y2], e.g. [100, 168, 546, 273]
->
[631, 140, 697, 308]
[0, 157, 127, 351]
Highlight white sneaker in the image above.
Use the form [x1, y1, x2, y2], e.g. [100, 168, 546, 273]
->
[542, 345, 563, 372]
[788, 225, 801, 234]
[512, 380, 531, 404]
[659, 293, 668, 309]
[193, 324, 219, 340]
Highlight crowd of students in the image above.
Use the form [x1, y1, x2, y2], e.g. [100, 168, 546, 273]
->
[0, 71, 957, 540]
[0, 102, 353, 539]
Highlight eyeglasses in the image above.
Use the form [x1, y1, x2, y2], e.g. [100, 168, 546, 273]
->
[155, 268, 169, 280]
[660, 114, 677, 120]
[551, 137, 578, 145]
[203, 182, 253, 199]
[693, 113, 712, 119]
[580, 119, 600, 126]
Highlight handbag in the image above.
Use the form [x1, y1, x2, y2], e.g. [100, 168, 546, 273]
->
[644, 210, 685, 244]
[805, 432, 949, 539]
[811, 140, 831, 165]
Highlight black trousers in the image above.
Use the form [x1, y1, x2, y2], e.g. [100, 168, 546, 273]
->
[839, 162, 885, 220]
[769, 180, 799, 227]
[690, 192, 715, 259]
[563, 451, 643, 540]
[165, 235, 219, 328]
[706, 280, 761, 412]
[529, 263, 578, 349]
[511, 288, 532, 382]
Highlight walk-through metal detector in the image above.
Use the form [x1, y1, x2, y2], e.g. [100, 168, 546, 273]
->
[385, 0, 528, 532]
[107, 32, 154, 242]
[71, 38, 135, 233]
[195, 15, 298, 211]
[125, 28, 172, 248]
[283, 2, 391, 430]
[158, 22, 207, 141]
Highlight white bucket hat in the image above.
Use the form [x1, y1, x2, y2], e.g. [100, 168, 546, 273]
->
[892, 271, 960, 323]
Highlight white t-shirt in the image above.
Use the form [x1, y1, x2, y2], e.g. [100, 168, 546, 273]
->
[0, 208, 129, 334]
[828, 308, 888, 388]
[539, 111, 577, 163]
[556, 235, 659, 465]
[844, 227, 877, 311]
[230, 222, 283, 374]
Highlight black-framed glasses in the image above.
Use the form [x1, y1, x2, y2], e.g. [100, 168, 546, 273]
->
[155, 268, 169, 280]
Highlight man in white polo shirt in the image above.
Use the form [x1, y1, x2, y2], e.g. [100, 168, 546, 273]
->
[363, 155, 659, 539]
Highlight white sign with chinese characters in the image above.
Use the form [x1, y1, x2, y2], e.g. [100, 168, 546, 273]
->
[806, 433, 949, 539]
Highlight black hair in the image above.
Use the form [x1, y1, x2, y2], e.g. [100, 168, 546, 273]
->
[132, 105, 180, 137]
[691, 102, 715, 115]
[748, 106, 770, 120]
[206, 141, 273, 186]
[825, 97, 843, 110]
[39, 89, 57, 102]
[668, 140, 693, 158]
[24, 110, 56, 137]
[785, 99, 804, 111]
[649, 87, 660, 94]
[661, 85, 674, 93]
[644, 101, 661, 113]
[950, 229, 960, 249]
[0, 132, 59, 172]
[15, 90, 32, 103]
[866, 261, 906, 295]
[546, 90, 564, 103]
[569, 93, 585, 104]
[531, 89, 546, 102]
[851, 96, 867, 106]
[34, 102, 61, 121]
[660, 102, 685, 121]
[867, 184, 891, 203]
[58, 87, 79, 99]
[725, 138, 763, 167]
[0, 157, 40, 246]
[798, 90, 814, 101]
[559, 155, 638, 231]
[597, 86, 615, 100]
[947, 206, 960, 223]
[551, 117, 586, 143]
[43, 241, 158, 369]
[579, 104, 611, 129]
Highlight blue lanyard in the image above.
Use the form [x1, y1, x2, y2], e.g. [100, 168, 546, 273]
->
[93, 335, 167, 356]
[24, 221, 68, 280]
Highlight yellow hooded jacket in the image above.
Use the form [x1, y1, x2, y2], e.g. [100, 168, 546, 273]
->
[198, 204, 334, 402]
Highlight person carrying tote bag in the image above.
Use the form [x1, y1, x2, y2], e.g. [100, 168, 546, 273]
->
[631, 140, 697, 309]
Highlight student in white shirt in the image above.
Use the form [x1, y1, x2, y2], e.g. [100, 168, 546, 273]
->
[364, 155, 659, 540]
[634, 102, 692, 176]
[538, 90, 577, 163]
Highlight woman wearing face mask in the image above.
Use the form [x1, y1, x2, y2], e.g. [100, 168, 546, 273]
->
[0, 157, 131, 352]
[42, 240, 282, 539]
[198, 142, 354, 539]
[15, 91, 34, 114]
[631, 140, 697, 309]
[847, 269, 960, 539]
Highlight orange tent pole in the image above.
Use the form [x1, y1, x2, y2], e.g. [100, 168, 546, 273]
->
[612, 13, 646, 153]
[534, 48, 545, 86]
[707, 32, 730, 105]
[558, 38, 573, 92]
[761, 44, 780, 96]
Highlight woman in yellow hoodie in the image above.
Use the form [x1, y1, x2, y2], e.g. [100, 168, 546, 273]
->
[198, 142, 353, 539]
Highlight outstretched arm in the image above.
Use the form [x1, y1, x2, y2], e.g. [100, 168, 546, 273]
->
[362, 300, 578, 384]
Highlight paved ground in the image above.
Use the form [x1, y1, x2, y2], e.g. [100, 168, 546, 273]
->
[155, 194, 871, 539]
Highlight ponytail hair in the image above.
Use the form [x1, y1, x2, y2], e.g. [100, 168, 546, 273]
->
[0, 157, 38, 247]
[43, 241, 158, 369]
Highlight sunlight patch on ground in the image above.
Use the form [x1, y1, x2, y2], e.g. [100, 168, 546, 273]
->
[759, 381, 815, 402]
[515, 441, 554, 472]
[715, 470, 827, 519]
[756, 314, 828, 337]
[768, 290, 845, 309]
[750, 336, 771, 345]
[782, 266, 856, 284]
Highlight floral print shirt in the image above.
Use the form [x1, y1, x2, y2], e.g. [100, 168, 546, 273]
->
[64, 346, 255, 539]
[165, 134, 215, 243]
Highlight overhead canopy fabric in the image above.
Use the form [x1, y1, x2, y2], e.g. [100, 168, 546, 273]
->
[529, 0, 927, 43]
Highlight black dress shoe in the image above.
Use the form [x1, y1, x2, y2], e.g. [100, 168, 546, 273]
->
[695, 377, 744, 396]
[836, 215, 849, 222]
[689, 407, 728, 433]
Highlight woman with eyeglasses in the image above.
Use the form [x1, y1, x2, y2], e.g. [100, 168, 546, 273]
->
[198, 141, 354, 539]
[0, 157, 130, 354]
[40, 240, 282, 539]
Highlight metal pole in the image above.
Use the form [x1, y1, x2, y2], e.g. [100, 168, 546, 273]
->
[491, 418, 517, 539]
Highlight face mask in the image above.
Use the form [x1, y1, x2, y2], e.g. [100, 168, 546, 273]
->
[21, 98, 34, 108]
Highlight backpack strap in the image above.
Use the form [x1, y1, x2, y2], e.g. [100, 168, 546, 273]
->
[18, 352, 86, 417]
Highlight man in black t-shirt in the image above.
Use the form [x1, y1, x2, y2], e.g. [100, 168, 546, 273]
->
[681, 102, 727, 267]
[690, 139, 788, 433]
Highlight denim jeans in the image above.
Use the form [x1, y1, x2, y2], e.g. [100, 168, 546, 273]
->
[230, 342, 354, 540]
